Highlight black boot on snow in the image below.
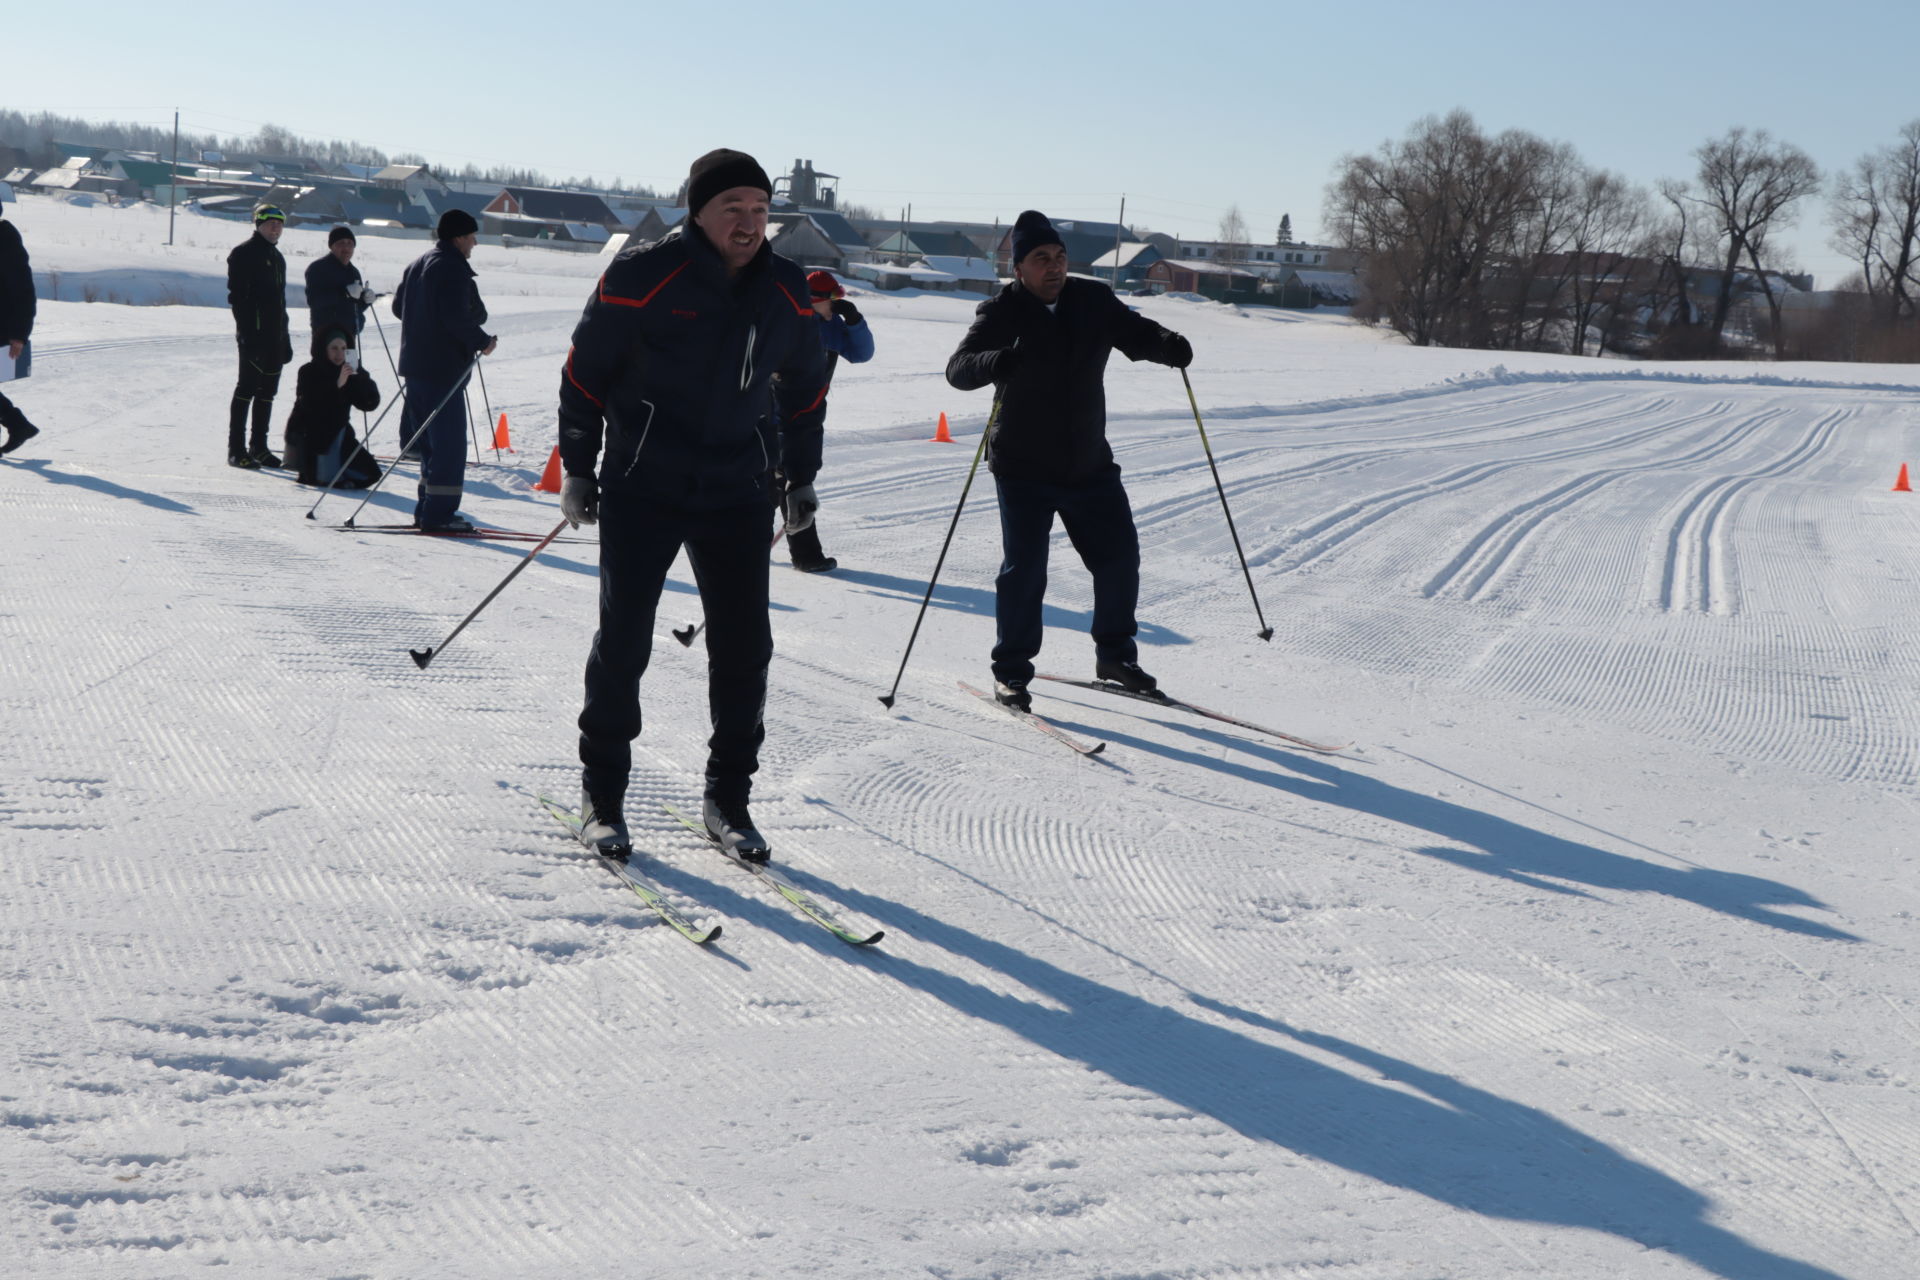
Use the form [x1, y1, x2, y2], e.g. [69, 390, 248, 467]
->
[0, 419, 39, 456]
[580, 788, 631, 860]
[249, 445, 283, 468]
[993, 678, 1032, 713]
[703, 797, 770, 864]
[228, 452, 261, 469]
[1094, 659, 1161, 697]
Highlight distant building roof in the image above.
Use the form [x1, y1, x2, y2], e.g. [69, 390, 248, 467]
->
[492, 186, 618, 225]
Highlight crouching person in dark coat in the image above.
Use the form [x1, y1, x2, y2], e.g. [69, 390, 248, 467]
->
[945, 209, 1193, 713]
[555, 148, 830, 863]
[285, 329, 381, 489]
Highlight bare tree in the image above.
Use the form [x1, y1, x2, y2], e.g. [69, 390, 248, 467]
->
[1830, 120, 1920, 330]
[1563, 170, 1651, 356]
[1217, 205, 1251, 268]
[1688, 128, 1821, 352]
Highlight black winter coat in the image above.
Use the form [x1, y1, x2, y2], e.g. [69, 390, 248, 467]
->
[304, 252, 365, 343]
[946, 277, 1183, 485]
[556, 225, 830, 507]
[0, 218, 34, 343]
[392, 240, 490, 380]
[285, 358, 381, 480]
[227, 231, 292, 365]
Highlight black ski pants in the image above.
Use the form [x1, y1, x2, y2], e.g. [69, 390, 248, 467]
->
[990, 467, 1141, 687]
[579, 491, 776, 808]
[229, 348, 283, 454]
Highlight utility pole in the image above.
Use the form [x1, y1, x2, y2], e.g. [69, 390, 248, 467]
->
[1112, 195, 1125, 288]
[167, 109, 179, 246]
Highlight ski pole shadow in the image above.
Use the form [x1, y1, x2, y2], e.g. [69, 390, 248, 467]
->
[802, 874, 1850, 1280]
[6, 458, 197, 515]
[828, 566, 1190, 647]
[1057, 711, 1857, 942]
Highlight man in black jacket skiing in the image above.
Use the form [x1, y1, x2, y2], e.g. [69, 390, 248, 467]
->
[392, 209, 495, 531]
[0, 212, 38, 456]
[305, 226, 373, 351]
[945, 209, 1192, 712]
[225, 205, 294, 468]
[555, 148, 830, 861]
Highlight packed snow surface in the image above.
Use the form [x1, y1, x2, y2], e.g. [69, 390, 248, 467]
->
[4, 197, 1918, 1279]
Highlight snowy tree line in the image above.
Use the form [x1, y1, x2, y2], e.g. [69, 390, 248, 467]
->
[1323, 111, 1920, 362]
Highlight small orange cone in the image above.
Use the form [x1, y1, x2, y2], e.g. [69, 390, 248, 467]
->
[931, 412, 954, 443]
[492, 412, 515, 452]
[1896, 463, 1912, 493]
[534, 445, 564, 493]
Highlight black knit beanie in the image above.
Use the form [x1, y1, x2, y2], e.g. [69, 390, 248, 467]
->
[437, 208, 479, 240]
[685, 148, 773, 216]
[1010, 210, 1064, 265]
[327, 225, 356, 246]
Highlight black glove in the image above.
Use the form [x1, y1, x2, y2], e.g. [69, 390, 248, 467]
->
[1161, 332, 1192, 369]
[831, 298, 862, 326]
[991, 345, 1022, 381]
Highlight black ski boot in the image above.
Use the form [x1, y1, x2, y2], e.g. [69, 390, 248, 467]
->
[993, 678, 1032, 713]
[1094, 659, 1162, 697]
[0, 418, 39, 456]
[703, 797, 770, 864]
[580, 787, 631, 860]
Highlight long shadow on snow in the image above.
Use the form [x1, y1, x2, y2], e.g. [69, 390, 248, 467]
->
[810, 876, 1847, 1280]
[829, 566, 1190, 648]
[6, 458, 197, 515]
[1051, 702, 1856, 942]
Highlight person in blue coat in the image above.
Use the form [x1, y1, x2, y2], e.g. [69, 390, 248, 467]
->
[554, 148, 830, 862]
[391, 209, 495, 531]
[774, 270, 874, 572]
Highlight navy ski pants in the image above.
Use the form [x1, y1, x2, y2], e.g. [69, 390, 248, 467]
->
[990, 468, 1141, 686]
[579, 492, 775, 807]
[403, 371, 468, 527]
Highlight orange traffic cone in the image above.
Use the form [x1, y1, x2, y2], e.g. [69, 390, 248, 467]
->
[931, 412, 954, 443]
[1896, 463, 1912, 493]
[492, 412, 515, 452]
[534, 445, 564, 493]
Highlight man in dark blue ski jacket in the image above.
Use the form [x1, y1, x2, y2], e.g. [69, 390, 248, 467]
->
[555, 148, 829, 863]
[391, 209, 495, 530]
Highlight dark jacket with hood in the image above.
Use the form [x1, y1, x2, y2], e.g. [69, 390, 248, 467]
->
[946, 276, 1183, 485]
[556, 224, 830, 508]
[226, 230, 292, 365]
[0, 218, 34, 344]
[285, 347, 381, 473]
[304, 251, 366, 342]
[392, 240, 491, 380]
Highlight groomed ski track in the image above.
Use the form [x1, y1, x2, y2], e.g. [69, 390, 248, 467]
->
[4, 202, 1918, 1280]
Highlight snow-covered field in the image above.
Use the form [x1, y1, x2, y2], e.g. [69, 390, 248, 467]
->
[4, 195, 1918, 1279]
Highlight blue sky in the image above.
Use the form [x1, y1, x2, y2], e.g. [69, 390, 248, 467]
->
[10, 0, 1913, 285]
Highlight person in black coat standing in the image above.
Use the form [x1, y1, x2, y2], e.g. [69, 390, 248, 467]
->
[392, 208, 495, 531]
[305, 226, 374, 352]
[554, 148, 830, 861]
[225, 205, 294, 468]
[284, 329, 381, 489]
[0, 213, 38, 455]
[945, 209, 1193, 712]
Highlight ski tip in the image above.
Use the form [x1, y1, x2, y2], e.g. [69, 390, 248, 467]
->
[1088, 742, 1108, 755]
[408, 647, 434, 669]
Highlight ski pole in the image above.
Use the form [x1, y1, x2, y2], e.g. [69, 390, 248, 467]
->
[877, 400, 997, 708]
[338, 354, 483, 528]
[410, 519, 569, 669]
[477, 360, 502, 461]
[369, 298, 402, 389]
[463, 386, 483, 462]
[304, 391, 403, 520]
[1180, 368, 1273, 641]
[675, 525, 788, 646]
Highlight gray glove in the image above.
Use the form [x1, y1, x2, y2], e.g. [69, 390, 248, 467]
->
[784, 482, 819, 533]
[560, 475, 598, 528]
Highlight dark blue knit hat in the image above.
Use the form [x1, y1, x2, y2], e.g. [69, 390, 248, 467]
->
[1010, 210, 1064, 265]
